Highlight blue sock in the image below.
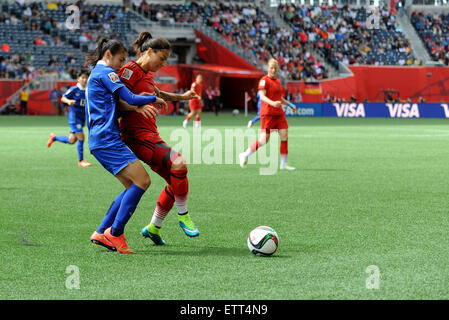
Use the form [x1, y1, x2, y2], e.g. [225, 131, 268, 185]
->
[111, 184, 146, 236]
[77, 140, 84, 161]
[251, 115, 260, 124]
[97, 189, 127, 234]
[54, 136, 70, 144]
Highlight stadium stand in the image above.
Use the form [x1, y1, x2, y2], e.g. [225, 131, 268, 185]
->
[0, 0, 143, 80]
[410, 11, 449, 65]
[278, 3, 416, 67]
[132, 1, 330, 81]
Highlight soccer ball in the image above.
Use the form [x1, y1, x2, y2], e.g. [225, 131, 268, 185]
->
[247, 226, 279, 256]
[232, 109, 239, 116]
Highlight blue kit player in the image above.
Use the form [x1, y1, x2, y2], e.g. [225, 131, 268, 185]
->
[47, 69, 92, 167]
[85, 37, 167, 254]
[248, 92, 261, 128]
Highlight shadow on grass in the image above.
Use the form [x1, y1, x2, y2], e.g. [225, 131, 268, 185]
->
[137, 245, 293, 258]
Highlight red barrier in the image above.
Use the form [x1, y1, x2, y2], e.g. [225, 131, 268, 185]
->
[287, 66, 449, 103]
[194, 29, 260, 72]
[0, 80, 22, 106]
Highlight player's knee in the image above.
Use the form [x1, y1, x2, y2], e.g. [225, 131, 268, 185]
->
[171, 155, 187, 171]
[68, 136, 77, 144]
[139, 174, 151, 190]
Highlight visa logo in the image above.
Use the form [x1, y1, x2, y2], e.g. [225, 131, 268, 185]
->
[386, 103, 420, 118]
[332, 103, 366, 117]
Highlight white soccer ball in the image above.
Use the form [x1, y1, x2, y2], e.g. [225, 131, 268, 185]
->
[247, 226, 279, 256]
[232, 109, 239, 115]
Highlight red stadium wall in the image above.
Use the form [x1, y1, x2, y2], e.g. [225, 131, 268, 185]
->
[194, 29, 261, 72]
[287, 66, 449, 103]
[0, 80, 22, 106]
[349, 66, 449, 103]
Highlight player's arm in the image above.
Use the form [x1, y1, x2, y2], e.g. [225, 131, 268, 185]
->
[154, 86, 200, 101]
[259, 89, 281, 108]
[117, 98, 159, 119]
[281, 97, 297, 112]
[61, 96, 76, 106]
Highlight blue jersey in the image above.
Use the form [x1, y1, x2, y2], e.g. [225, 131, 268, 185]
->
[63, 84, 86, 109]
[257, 92, 261, 115]
[86, 61, 125, 151]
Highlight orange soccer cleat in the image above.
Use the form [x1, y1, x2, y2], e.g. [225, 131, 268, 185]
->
[104, 227, 135, 254]
[78, 160, 92, 167]
[47, 133, 56, 148]
[90, 231, 116, 252]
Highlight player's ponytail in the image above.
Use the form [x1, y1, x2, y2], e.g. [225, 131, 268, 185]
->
[86, 37, 128, 66]
[131, 31, 171, 56]
[131, 31, 153, 56]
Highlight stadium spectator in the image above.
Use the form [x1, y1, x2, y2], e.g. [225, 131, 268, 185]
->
[2, 43, 10, 52]
[49, 87, 61, 115]
[19, 88, 29, 115]
[213, 85, 221, 115]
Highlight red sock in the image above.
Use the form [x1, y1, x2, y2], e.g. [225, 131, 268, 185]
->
[152, 185, 175, 224]
[280, 140, 288, 156]
[156, 185, 175, 212]
[170, 169, 189, 214]
[170, 169, 189, 197]
[195, 115, 200, 122]
[250, 141, 260, 152]
[186, 115, 192, 121]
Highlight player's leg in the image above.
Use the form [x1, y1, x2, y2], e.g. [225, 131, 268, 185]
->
[123, 137, 173, 245]
[75, 132, 91, 167]
[47, 132, 74, 147]
[239, 129, 270, 168]
[278, 129, 295, 170]
[183, 109, 195, 127]
[92, 146, 150, 254]
[248, 115, 260, 128]
[170, 153, 198, 237]
[194, 109, 202, 128]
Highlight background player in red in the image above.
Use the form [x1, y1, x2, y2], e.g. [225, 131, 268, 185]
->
[183, 74, 203, 128]
[118, 31, 200, 245]
[239, 58, 296, 171]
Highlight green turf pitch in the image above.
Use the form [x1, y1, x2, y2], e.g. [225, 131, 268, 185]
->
[1, 114, 449, 300]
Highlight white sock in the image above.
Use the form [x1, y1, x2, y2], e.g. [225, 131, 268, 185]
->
[175, 196, 188, 215]
[280, 154, 287, 168]
[151, 206, 169, 227]
[242, 147, 253, 158]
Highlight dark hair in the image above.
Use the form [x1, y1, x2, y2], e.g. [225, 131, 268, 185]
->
[78, 68, 90, 78]
[86, 37, 128, 66]
[131, 31, 171, 56]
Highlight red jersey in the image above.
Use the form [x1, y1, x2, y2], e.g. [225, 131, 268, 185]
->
[118, 60, 161, 140]
[258, 75, 285, 116]
[189, 81, 202, 108]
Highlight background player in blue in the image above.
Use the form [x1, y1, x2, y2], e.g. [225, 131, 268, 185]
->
[47, 69, 92, 167]
[247, 92, 261, 128]
[85, 37, 167, 254]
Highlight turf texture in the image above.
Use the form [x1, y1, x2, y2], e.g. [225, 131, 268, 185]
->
[1, 114, 449, 299]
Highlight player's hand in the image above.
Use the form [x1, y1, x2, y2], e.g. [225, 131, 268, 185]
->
[136, 104, 159, 119]
[273, 101, 282, 108]
[68, 100, 76, 106]
[288, 102, 297, 114]
[154, 97, 168, 112]
[182, 90, 200, 100]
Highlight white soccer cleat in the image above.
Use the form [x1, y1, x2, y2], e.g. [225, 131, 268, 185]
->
[182, 120, 188, 128]
[239, 153, 248, 168]
[280, 164, 296, 171]
[194, 121, 201, 128]
[247, 120, 253, 128]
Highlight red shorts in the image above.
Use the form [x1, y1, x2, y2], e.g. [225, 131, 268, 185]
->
[123, 132, 181, 184]
[189, 100, 203, 111]
[260, 114, 289, 132]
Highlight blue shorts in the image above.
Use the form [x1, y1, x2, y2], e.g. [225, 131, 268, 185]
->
[69, 108, 86, 134]
[92, 143, 139, 176]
